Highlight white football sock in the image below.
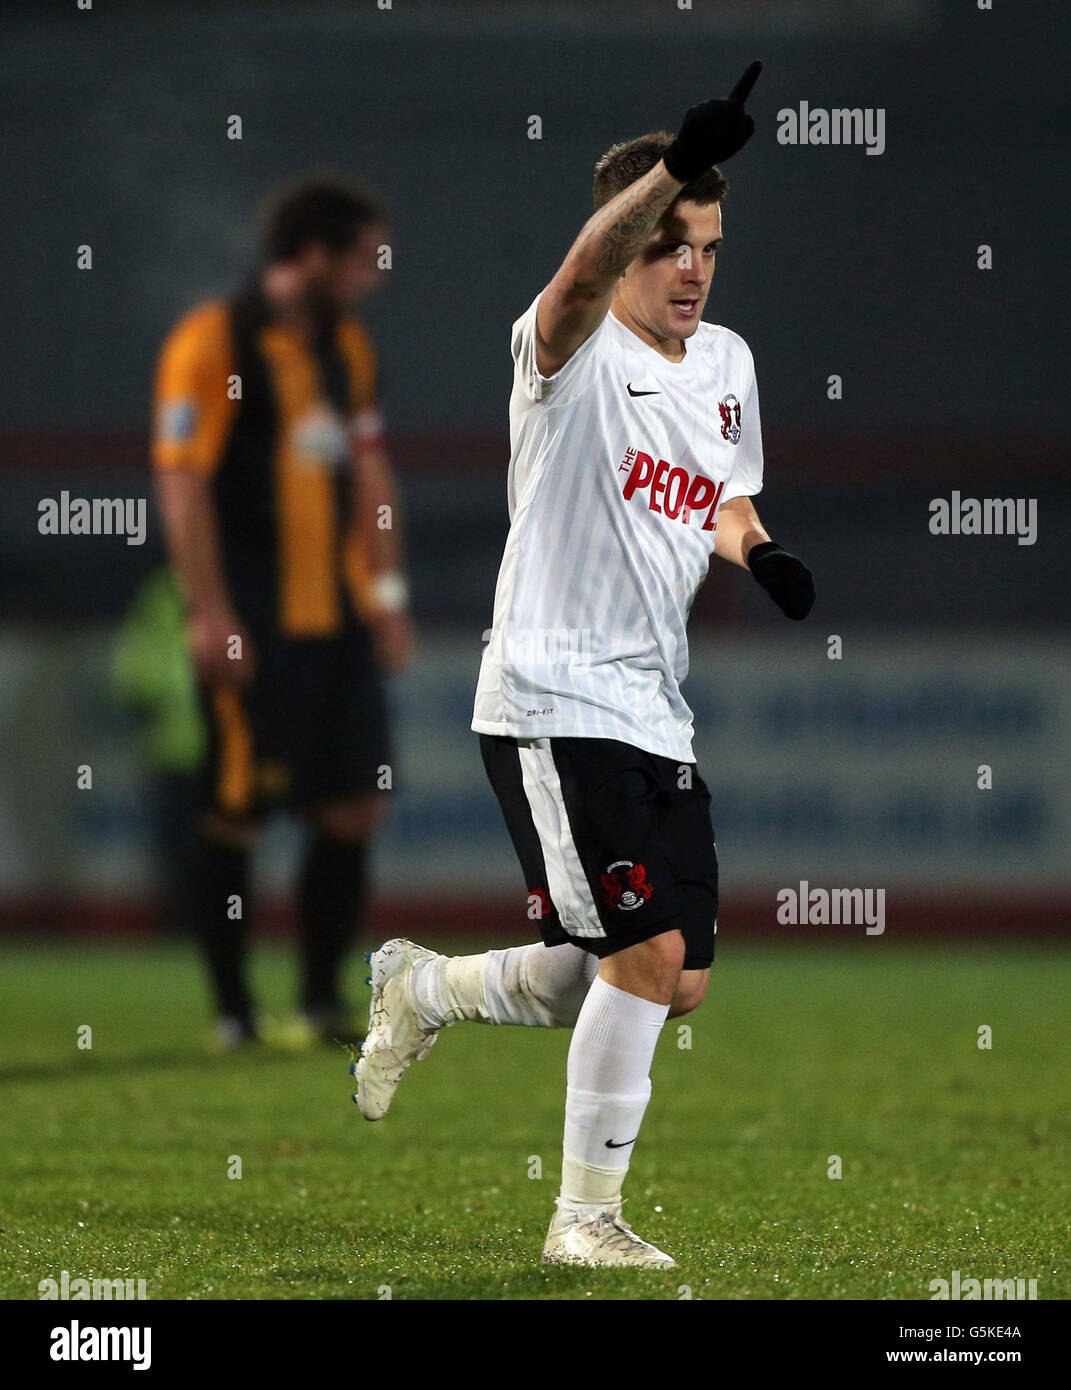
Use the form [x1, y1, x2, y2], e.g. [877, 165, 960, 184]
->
[410, 951, 491, 1028]
[485, 942, 597, 1027]
[410, 942, 596, 1031]
[560, 976, 669, 1205]
[559, 1154, 626, 1213]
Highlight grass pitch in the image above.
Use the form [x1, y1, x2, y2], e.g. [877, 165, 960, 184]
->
[0, 938, 1066, 1301]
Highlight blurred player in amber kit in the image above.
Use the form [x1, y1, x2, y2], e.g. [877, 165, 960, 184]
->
[153, 176, 413, 1046]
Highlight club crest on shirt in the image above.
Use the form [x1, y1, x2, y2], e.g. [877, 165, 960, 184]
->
[292, 402, 351, 468]
[718, 393, 742, 444]
[600, 860, 654, 911]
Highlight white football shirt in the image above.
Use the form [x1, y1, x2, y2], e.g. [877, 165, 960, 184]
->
[472, 292, 764, 762]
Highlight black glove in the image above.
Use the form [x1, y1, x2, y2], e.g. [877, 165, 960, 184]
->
[663, 61, 763, 182]
[748, 541, 815, 620]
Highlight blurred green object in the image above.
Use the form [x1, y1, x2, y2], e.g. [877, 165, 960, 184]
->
[113, 567, 205, 773]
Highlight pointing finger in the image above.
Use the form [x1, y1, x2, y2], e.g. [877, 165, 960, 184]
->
[729, 60, 762, 105]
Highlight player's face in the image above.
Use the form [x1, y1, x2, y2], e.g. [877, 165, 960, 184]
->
[332, 223, 388, 304]
[619, 200, 723, 344]
[303, 224, 388, 308]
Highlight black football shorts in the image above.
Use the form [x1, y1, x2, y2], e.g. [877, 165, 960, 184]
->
[479, 733, 719, 970]
[199, 625, 391, 820]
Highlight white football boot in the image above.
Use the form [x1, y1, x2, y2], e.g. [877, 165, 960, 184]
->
[541, 1199, 676, 1269]
[352, 939, 441, 1121]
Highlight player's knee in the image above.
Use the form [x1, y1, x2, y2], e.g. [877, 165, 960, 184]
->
[668, 975, 708, 1017]
[642, 929, 687, 977]
[541, 972, 590, 1029]
[543, 995, 582, 1029]
[600, 929, 686, 1005]
[525, 945, 593, 1029]
[311, 795, 384, 843]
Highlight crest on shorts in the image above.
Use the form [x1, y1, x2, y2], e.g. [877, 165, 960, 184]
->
[600, 860, 653, 912]
[718, 393, 742, 444]
[527, 887, 552, 920]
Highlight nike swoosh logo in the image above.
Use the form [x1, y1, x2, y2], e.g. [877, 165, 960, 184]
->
[605, 1137, 637, 1149]
[626, 383, 660, 397]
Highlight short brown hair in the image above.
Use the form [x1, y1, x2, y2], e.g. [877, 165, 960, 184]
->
[593, 131, 729, 210]
[263, 174, 388, 263]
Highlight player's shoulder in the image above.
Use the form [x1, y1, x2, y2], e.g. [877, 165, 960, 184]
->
[510, 291, 543, 343]
[694, 321, 755, 370]
[511, 288, 611, 345]
[160, 299, 231, 362]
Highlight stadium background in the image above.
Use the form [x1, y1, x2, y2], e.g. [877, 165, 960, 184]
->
[1, 0, 1067, 945]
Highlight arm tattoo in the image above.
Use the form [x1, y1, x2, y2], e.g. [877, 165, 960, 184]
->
[576, 170, 678, 280]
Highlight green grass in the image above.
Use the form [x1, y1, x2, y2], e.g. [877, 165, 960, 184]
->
[0, 939, 1067, 1300]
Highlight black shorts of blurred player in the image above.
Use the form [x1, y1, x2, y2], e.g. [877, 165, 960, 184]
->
[196, 625, 392, 1043]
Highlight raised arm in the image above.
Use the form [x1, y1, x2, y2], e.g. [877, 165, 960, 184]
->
[535, 61, 764, 378]
[536, 163, 685, 378]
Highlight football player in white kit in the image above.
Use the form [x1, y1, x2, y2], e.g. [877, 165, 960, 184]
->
[353, 63, 815, 1268]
